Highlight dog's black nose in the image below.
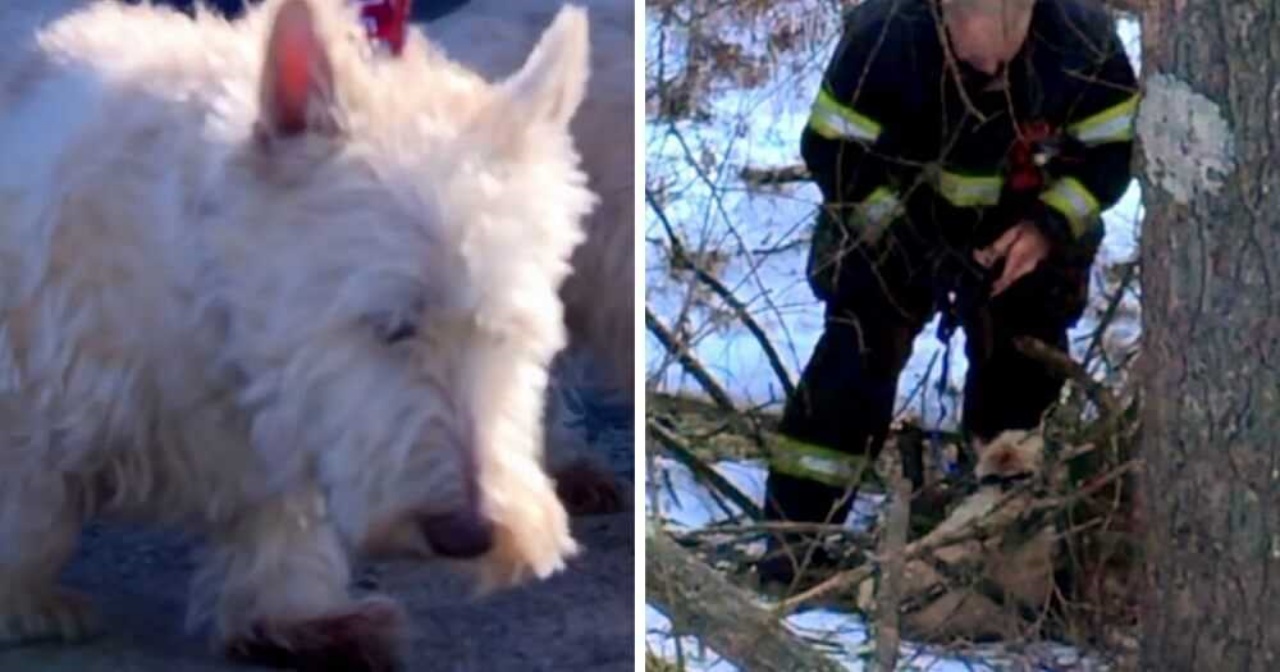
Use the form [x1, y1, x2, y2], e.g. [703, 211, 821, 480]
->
[418, 510, 495, 559]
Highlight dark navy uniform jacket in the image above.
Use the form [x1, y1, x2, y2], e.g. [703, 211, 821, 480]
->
[802, 0, 1138, 251]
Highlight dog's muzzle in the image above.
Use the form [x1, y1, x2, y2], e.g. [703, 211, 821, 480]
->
[417, 510, 495, 559]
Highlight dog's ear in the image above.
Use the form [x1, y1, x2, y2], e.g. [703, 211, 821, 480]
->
[256, 0, 337, 140]
[481, 6, 589, 145]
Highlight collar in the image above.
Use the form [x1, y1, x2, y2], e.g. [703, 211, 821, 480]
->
[355, 0, 413, 56]
[978, 471, 1034, 489]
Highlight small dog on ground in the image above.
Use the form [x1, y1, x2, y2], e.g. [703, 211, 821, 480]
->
[0, 0, 594, 668]
[857, 429, 1060, 643]
[424, 0, 635, 517]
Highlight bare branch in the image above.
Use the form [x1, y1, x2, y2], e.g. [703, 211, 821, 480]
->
[645, 304, 739, 414]
[1014, 336, 1122, 431]
[740, 164, 811, 187]
[1082, 260, 1139, 368]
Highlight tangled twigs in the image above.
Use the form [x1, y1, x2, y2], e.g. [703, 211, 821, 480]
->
[1014, 336, 1122, 434]
[775, 475, 1044, 615]
[1032, 459, 1141, 513]
[647, 190, 796, 399]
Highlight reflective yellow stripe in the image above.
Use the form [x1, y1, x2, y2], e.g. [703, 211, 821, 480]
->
[807, 86, 882, 143]
[1067, 93, 1139, 146]
[852, 186, 902, 229]
[1040, 177, 1101, 238]
[936, 170, 1003, 207]
[769, 435, 870, 488]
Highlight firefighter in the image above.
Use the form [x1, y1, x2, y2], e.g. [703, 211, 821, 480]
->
[757, 0, 1137, 587]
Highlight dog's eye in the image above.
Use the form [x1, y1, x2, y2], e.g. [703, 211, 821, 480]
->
[380, 321, 418, 344]
[368, 313, 419, 345]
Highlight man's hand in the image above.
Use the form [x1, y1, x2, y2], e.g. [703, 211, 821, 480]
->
[973, 221, 1052, 297]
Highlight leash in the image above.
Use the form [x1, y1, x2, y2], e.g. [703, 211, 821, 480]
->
[928, 291, 961, 478]
[927, 251, 999, 479]
[922, 119, 1069, 478]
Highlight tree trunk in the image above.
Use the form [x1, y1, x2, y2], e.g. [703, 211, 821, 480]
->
[1137, 1, 1280, 668]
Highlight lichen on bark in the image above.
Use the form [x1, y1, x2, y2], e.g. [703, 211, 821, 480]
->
[1136, 72, 1236, 206]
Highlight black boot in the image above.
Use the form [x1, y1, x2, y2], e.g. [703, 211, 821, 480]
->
[753, 471, 856, 590]
[755, 537, 832, 593]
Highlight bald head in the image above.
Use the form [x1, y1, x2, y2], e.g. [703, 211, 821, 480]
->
[941, 0, 1035, 76]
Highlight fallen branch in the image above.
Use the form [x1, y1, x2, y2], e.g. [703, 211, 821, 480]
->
[647, 527, 847, 672]
[648, 418, 764, 520]
[684, 520, 871, 541]
[874, 477, 911, 671]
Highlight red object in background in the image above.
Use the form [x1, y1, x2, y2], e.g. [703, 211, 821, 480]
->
[355, 0, 413, 56]
[1007, 120, 1055, 193]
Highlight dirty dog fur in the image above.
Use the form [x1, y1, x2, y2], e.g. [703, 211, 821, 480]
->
[0, 0, 594, 667]
[424, 0, 634, 515]
[857, 429, 1059, 642]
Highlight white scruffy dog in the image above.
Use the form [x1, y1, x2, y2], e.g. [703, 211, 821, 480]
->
[425, 0, 634, 516]
[856, 429, 1059, 642]
[0, 0, 594, 667]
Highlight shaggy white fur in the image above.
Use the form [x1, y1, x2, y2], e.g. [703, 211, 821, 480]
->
[423, 0, 635, 515]
[0, 0, 596, 666]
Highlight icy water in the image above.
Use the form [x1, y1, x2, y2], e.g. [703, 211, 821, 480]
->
[645, 12, 1142, 671]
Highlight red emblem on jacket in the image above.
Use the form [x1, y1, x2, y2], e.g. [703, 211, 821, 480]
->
[1007, 120, 1055, 193]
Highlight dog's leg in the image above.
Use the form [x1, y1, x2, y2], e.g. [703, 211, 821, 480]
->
[0, 474, 98, 645]
[548, 447, 628, 518]
[544, 365, 627, 517]
[197, 492, 404, 672]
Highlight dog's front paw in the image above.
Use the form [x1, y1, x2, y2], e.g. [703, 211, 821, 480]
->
[0, 587, 100, 646]
[224, 596, 405, 672]
[553, 458, 627, 516]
